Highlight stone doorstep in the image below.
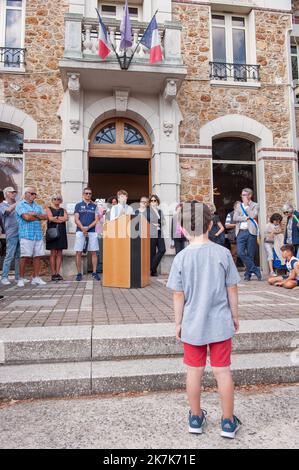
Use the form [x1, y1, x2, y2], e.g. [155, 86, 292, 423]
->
[0, 352, 298, 400]
[0, 319, 299, 365]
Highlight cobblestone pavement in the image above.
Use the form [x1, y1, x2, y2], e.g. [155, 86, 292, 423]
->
[0, 384, 298, 448]
[0, 276, 298, 328]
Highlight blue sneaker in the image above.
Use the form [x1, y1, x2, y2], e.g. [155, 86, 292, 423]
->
[188, 410, 207, 434]
[92, 272, 100, 281]
[221, 415, 242, 439]
[76, 272, 82, 281]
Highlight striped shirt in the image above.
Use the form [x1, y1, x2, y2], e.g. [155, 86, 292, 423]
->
[15, 199, 45, 241]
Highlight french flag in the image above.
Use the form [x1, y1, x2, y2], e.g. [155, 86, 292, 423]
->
[98, 14, 111, 59]
[140, 16, 163, 64]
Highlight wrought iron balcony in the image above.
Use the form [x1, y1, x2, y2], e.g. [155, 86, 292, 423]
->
[0, 47, 26, 68]
[210, 61, 260, 83]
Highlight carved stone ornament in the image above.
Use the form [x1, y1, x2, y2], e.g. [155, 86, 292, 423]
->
[70, 119, 80, 133]
[163, 79, 177, 102]
[68, 73, 80, 94]
[163, 121, 174, 137]
[114, 89, 129, 112]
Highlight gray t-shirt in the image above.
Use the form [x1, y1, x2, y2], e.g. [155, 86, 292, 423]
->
[166, 242, 240, 346]
[0, 201, 19, 238]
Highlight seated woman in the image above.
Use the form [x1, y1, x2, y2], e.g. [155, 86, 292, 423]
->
[268, 244, 299, 289]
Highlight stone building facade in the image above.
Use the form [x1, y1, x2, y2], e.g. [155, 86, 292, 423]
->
[0, 0, 298, 274]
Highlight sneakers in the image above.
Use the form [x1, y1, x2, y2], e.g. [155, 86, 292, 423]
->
[76, 272, 83, 281]
[92, 272, 100, 281]
[17, 278, 25, 287]
[51, 274, 59, 282]
[221, 415, 242, 439]
[270, 271, 277, 277]
[188, 409, 207, 434]
[31, 277, 47, 286]
[1, 278, 11, 286]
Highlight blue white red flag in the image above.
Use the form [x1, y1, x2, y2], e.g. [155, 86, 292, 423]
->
[140, 15, 162, 64]
[97, 13, 111, 59]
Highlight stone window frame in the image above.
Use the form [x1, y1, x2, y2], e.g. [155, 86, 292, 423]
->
[0, 0, 26, 73]
[210, 9, 259, 88]
[99, 1, 142, 21]
[291, 42, 299, 105]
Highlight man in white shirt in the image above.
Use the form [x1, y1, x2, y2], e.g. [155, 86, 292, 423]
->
[110, 189, 134, 221]
[233, 188, 261, 281]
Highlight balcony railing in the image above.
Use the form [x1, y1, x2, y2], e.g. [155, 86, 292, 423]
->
[63, 13, 183, 66]
[210, 62, 260, 83]
[0, 47, 26, 68]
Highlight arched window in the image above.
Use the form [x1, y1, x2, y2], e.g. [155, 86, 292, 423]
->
[212, 137, 257, 223]
[93, 123, 116, 144]
[0, 127, 23, 153]
[0, 127, 24, 202]
[89, 118, 151, 159]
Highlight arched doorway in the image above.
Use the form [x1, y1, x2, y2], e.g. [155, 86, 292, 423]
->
[89, 118, 152, 203]
[212, 137, 257, 223]
[0, 127, 24, 202]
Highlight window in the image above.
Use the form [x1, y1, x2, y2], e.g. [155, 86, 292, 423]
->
[0, 0, 25, 69]
[211, 13, 258, 82]
[93, 123, 116, 144]
[124, 123, 145, 145]
[291, 44, 298, 81]
[0, 127, 24, 200]
[100, 2, 142, 20]
[0, 127, 23, 153]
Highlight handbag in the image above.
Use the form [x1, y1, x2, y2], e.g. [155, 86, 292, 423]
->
[46, 224, 60, 242]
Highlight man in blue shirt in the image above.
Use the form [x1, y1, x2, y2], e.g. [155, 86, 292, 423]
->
[15, 187, 48, 287]
[74, 187, 99, 281]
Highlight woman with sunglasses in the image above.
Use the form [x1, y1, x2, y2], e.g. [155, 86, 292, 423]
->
[46, 193, 68, 281]
[282, 203, 299, 257]
[149, 194, 166, 276]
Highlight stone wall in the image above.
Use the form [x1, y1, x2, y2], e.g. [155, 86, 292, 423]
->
[264, 160, 296, 217]
[1, 0, 68, 139]
[24, 152, 62, 208]
[179, 157, 212, 203]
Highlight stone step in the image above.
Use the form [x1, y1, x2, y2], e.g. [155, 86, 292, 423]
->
[0, 319, 298, 365]
[0, 351, 298, 400]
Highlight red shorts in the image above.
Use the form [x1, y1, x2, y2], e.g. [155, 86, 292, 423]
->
[183, 338, 232, 367]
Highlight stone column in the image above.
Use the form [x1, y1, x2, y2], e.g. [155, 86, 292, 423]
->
[60, 73, 87, 275]
[153, 79, 182, 273]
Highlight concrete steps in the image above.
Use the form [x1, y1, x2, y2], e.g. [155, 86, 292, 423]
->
[0, 319, 299, 399]
[1, 352, 298, 400]
[1, 319, 299, 365]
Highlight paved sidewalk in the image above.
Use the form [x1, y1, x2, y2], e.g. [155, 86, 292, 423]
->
[0, 276, 298, 328]
[0, 384, 298, 448]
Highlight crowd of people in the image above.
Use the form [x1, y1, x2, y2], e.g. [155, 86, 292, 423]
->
[0, 185, 299, 290]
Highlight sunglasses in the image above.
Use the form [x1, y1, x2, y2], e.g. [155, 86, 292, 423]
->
[8, 190, 17, 193]
[283, 211, 291, 215]
[84, 192, 92, 195]
[27, 192, 37, 196]
[150, 199, 157, 202]
[53, 198, 62, 201]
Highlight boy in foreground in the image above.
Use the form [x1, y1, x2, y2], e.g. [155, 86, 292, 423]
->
[166, 202, 241, 439]
[268, 244, 299, 289]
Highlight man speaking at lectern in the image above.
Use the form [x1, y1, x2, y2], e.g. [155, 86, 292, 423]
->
[110, 189, 134, 221]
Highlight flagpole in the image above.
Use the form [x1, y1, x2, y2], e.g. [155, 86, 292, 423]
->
[126, 9, 159, 70]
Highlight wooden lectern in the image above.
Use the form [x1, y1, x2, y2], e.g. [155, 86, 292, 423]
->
[103, 214, 150, 288]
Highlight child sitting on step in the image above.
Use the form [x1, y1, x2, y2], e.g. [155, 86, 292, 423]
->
[167, 201, 242, 439]
[268, 244, 299, 289]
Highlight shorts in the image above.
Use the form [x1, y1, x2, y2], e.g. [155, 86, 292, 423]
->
[20, 239, 45, 257]
[183, 338, 232, 367]
[74, 231, 99, 252]
[264, 242, 274, 261]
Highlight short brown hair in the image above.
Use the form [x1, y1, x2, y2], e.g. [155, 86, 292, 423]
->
[281, 244, 295, 255]
[117, 189, 128, 197]
[83, 187, 92, 193]
[182, 201, 212, 236]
